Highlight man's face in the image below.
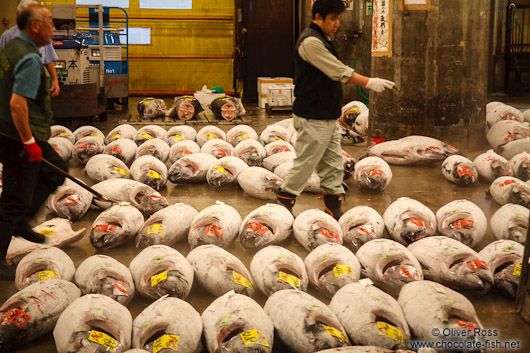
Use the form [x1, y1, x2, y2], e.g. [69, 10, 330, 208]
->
[315, 13, 342, 37]
[33, 8, 55, 46]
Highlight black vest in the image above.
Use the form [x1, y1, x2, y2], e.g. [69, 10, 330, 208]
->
[292, 22, 342, 120]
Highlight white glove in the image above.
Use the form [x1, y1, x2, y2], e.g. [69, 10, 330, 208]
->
[365, 78, 395, 92]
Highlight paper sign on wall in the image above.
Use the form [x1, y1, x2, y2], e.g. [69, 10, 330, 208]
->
[372, 0, 392, 56]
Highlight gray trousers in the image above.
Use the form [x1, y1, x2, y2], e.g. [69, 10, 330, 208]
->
[281, 114, 345, 196]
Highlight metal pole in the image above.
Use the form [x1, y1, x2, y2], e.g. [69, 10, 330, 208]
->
[516, 210, 530, 322]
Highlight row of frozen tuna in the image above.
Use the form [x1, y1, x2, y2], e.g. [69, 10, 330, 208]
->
[0, 240, 501, 352]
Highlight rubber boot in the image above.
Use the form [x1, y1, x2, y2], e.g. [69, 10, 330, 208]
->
[323, 193, 344, 221]
[277, 190, 296, 214]
[0, 220, 16, 279]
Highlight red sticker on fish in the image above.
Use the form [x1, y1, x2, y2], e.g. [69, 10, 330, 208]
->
[112, 146, 123, 154]
[425, 146, 440, 152]
[206, 224, 224, 238]
[409, 217, 429, 228]
[216, 150, 228, 157]
[366, 169, 383, 176]
[457, 319, 475, 331]
[499, 180, 516, 187]
[357, 226, 375, 236]
[457, 168, 475, 177]
[466, 259, 488, 270]
[246, 222, 269, 236]
[77, 144, 94, 150]
[1, 308, 31, 329]
[149, 195, 164, 201]
[94, 225, 116, 232]
[321, 228, 339, 241]
[451, 219, 474, 229]
[179, 150, 192, 156]
[113, 283, 128, 295]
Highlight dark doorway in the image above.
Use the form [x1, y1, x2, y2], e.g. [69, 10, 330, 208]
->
[235, 0, 297, 102]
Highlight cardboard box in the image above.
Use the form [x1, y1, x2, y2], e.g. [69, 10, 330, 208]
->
[257, 77, 293, 108]
[267, 84, 294, 107]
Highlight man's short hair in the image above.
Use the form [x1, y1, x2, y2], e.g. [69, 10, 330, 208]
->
[312, 0, 346, 19]
[17, 0, 38, 13]
[16, 4, 42, 31]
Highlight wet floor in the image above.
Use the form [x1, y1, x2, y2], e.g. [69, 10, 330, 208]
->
[1, 95, 530, 352]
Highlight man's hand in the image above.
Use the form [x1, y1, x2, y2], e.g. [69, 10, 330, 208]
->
[50, 78, 60, 96]
[365, 78, 395, 92]
[23, 138, 42, 162]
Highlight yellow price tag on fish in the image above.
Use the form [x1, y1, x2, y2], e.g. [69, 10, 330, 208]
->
[111, 134, 121, 140]
[514, 264, 522, 276]
[172, 135, 183, 141]
[90, 133, 100, 137]
[59, 132, 70, 137]
[114, 167, 129, 176]
[233, 271, 252, 289]
[205, 133, 218, 139]
[153, 334, 179, 353]
[273, 136, 284, 141]
[238, 134, 249, 140]
[140, 132, 153, 140]
[278, 271, 300, 288]
[213, 166, 228, 174]
[240, 330, 269, 347]
[38, 270, 61, 281]
[321, 324, 349, 343]
[148, 224, 166, 237]
[151, 271, 168, 287]
[333, 265, 352, 278]
[377, 321, 404, 343]
[88, 330, 117, 351]
[148, 170, 161, 179]
[38, 229, 55, 236]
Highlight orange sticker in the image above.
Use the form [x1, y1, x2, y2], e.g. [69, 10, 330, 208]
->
[499, 180, 516, 187]
[112, 146, 123, 154]
[77, 144, 94, 150]
[409, 218, 429, 228]
[246, 222, 269, 236]
[457, 168, 476, 177]
[321, 228, 339, 241]
[357, 226, 375, 236]
[366, 169, 383, 176]
[1, 308, 31, 329]
[179, 150, 193, 156]
[206, 224, 224, 238]
[425, 146, 440, 152]
[150, 195, 164, 201]
[457, 319, 475, 331]
[451, 219, 474, 229]
[216, 150, 228, 157]
[398, 265, 419, 279]
[94, 225, 116, 232]
[466, 259, 488, 270]
[113, 283, 128, 296]
[65, 196, 79, 204]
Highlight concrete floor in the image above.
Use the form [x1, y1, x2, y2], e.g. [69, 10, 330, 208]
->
[1, 94, 530, 353]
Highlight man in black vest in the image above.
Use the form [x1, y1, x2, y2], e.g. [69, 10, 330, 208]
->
[0, 4, 67, 278]
[277, 0, 394, 220]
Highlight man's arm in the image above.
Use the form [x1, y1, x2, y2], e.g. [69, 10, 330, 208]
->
[46, 61, 60, 96]
[10, 93, 32, 142]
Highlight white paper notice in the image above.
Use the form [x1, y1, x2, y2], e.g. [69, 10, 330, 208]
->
[405, 0, 427, 4]
[372, 0, 391, 54]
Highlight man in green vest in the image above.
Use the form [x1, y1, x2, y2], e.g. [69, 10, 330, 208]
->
[0, 4, 67, 278]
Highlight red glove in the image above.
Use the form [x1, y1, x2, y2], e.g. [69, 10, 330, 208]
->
[23, 139, 42, 162]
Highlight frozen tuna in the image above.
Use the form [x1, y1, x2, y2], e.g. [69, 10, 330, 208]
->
[202, 291, 274, 353]
[487, 120, 530, 151]
[356, 239, 423, 297]
[201, 138, 234, 159]
[486, 103, 524, 128]
[366, 135, 460, 165]
[133, 125, 168, 145]
[187, 244, 254, 297]
[264, 140, 295, 156]
[46, 178, 93, 220]
[262, 150, 296, 172]
[54, 294, 132, 353]
[239, 203, 294, 249]
[6, 218, 86, 265]
[165, 125, 197, 146]
[436, 199, 487, 247]
[188, 201, 242, 249]
[48, 136, 74, 161]
[84, 154, 131, 182]
[0, 279, 80, 352]
[103, 138, 138, 165]
[329, 282, 411, 349]
[237, 166, 283, 200]
[408, 236, 493, 292]
[383, 197, 437, 245]
[304, 243, 361, 298]
[316, 348, 415, 353]
[75, 254, 135, 306]
[398, 280, 484, 349]
[340, 100, 366, 130]
[50, 124, 75, 143]
[250, 246, 308, 296]
[130, 155, 168, 191]
[226, 124, 259, 146]
[354, 156, 392, 191]
[234, 139, 267, 166]
[509, 151, 530, 181]
[338, 205, 385, 253]
[169, 140, 201, 164]
[489, 176, 530, 208]
[91, 179, 168, 215]
[264, 290, 349, 353]
[196, 125, 227, 147]
[72, 136, 104, 164]
[260, 125, 292, 145]
[478, 240, 524, 297]
[168, 153, 218, 184]
[73, 125, 105, 143]
[15, 246, 75, 290]
[132, 296, 202, 352]
[293, 209, 343, 251]
[441, 155, 479, 185]
[210, 95, 246, 120]
[137, 97, 167, 120]
[129, 245, 194, 300]
[135, 138, 170, 163]
[165, 95, 203, 120]
[274, 162, 321, 193]
[90, 203, 145, 250]
[490, 203, 528, 244]
[105, 123, 137, 144]
[473, 149, 510, 181]
[206, 156, 249, 187]
[136, 203, 198, 248]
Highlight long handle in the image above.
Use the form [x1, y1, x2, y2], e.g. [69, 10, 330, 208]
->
[41, 157, 112, 203]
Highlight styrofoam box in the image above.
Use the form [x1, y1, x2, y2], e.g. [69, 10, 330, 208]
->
[267, 84, 294, 107]
[258, 77, 293, 108]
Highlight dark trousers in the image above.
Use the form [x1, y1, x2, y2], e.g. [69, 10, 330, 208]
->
[0, 138, 67, 261]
